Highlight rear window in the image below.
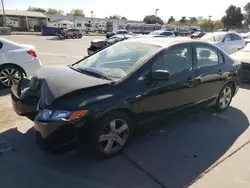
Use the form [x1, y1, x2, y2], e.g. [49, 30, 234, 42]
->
[201, 33, 225, 42]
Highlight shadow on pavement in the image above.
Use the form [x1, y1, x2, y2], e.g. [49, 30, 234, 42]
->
[125, 106, 249, 188]
[0, 88, 10, 96]
[0, 106, 248, 188]
[46, 37, 67, 41]
[240, 83, 250, 90]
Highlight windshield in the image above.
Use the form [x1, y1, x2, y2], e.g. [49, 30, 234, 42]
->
[149, 31, 162, 35]
[201, 32, 225, 42]
[105, 36, 123, 44]
[242, 43, 250, 52]
[73, 41, 160, 79]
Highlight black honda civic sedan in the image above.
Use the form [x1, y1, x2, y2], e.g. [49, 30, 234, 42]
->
[11, 38, 241, 158]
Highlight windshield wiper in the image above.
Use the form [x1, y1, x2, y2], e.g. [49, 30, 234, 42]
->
[75, 67, 113, 81]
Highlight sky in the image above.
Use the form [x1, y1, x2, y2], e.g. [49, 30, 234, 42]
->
[3, 0, 249, 21]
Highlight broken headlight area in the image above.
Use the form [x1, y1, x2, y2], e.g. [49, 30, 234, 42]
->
[37, 109, 88, 121]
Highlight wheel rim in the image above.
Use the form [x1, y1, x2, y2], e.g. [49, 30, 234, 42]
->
[0, 68, 22, 87]
[219, 86, 232, 109]
[98, 119, 129, 154]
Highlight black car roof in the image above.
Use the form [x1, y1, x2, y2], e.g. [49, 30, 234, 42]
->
[124, 37, 211, 47]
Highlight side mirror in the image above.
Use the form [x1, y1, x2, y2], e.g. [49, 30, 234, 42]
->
[152, 69, 170, 80]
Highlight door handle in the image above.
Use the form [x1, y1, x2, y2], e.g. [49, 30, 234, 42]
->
[185, 77, 196, 87]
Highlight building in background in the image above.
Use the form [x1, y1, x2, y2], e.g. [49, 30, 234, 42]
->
[0, 10, 144, 32]
[0, 9, 47, 31]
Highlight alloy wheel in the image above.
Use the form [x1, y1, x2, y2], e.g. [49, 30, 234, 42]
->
[98, 119, 129, 154]
[0, 68, 22, 87]
[219, 86, 232, 109]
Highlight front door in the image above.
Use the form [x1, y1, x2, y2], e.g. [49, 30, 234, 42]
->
[222, 34, 235, 54]
[132, 44, 198, 123]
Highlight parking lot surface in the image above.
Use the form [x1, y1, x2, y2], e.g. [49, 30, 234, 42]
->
[0, 35, 250, 188]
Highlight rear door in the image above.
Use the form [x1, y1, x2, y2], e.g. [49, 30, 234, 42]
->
[193, 43, 226, 104]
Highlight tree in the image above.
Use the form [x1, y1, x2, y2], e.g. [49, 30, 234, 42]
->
[47, 8, 63, 15]
[143, 15, 163, 24]
[27, 6, 46, 13]
[199, 20, 223, 31]
[179, 16, 187, 24]
[167, 16, 175, 24]
[244, 2, 250, 25]
[189, 17, 198, 24]
[70, 9, 84, 16]
[109, 15, 121, 19]
[121, 17, 127, 20]
[221, 5, 244, 28]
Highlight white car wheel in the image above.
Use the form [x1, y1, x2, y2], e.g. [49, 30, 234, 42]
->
[0, 67, 23, 87]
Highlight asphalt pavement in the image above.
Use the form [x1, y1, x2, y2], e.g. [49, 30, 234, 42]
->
[0, 35, 250, 188]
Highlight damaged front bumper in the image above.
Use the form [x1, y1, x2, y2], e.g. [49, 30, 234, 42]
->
[11, 79, 39, 119]
[34, 118, 79, 150]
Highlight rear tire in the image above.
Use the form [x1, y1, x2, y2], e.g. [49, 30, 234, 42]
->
[77, 111, 133, 159]
[0, 65, 24, 88]
[214, 84, 234, 112]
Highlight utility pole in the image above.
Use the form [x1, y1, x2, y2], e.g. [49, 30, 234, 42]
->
[155, 9, 159, 17]
[91, 11, 94, 32]
[1, 0, 6, 27]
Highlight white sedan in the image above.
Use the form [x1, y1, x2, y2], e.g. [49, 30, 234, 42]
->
[231, 43, 250, 81]
[0, 38, 42, 87]
[200, 32, 245, 55]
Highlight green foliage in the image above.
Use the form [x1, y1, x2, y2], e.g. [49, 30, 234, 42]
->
[109, 15, 121, 19]
[47, 8, 64, 15]
[27, 6, 46, 13]
[244, 2, 250, 25]
[70, 9, 85, 17]
[199, 20, 223, 31]
[167, 16, 175, 24]
[143, 15, 164, 25]
[221, 5, 244, 28]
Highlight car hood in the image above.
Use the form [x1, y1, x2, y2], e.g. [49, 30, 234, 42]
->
[33, 66, 112, 107]
[90, 39, 106, 47]
[231, 51, 250, 63]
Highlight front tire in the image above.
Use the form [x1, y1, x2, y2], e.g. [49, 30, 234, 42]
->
[215, 84, 233, 112]
[80, 111, 133, 159]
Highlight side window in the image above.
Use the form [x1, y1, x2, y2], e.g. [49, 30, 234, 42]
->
[152, 45, 192, 75]
[196, 46, 219, 68]
[161, 32, 172, 36]
[231, 34, 241, 41]
[224, 34, 231, 41]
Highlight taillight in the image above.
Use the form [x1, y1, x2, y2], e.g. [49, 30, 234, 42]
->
[27, 49, 37, 57]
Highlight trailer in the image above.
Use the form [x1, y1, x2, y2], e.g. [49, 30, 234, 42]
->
[126, 23, 162, 34]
